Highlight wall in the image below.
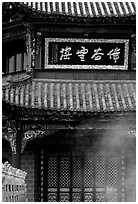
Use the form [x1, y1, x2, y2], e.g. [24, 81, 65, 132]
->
[20, 141, 39, 202]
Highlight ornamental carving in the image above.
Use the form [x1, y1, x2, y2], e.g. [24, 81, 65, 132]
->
[21, 130, 45, 153]
[2, 121, 17, 154]
[60, 193, 69, 202]
[24, 130, 45, 140]
[21, 129, 57, 153]
[47, 193, 57, 202]
[84, 193, 93, 202]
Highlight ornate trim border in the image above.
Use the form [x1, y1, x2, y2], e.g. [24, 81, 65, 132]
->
[45, 38, 129, 70]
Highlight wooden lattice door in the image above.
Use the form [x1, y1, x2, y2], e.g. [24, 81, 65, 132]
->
[39, 149, 125, 202]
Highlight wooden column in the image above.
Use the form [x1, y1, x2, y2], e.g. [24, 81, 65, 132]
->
[12, 123, 22, 169]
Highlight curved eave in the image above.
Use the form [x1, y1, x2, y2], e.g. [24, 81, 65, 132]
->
[2, 2, 136, 26]
[22, 2, 136, 18]
[2, 79, 136, 114]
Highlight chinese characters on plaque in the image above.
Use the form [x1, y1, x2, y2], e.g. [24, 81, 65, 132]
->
[45, 38, 129, 69]
[59, 46, 121, 63]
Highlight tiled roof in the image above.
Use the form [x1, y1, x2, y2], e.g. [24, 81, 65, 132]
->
[2, 79, 136, 113]
[23, 2, 136, 18]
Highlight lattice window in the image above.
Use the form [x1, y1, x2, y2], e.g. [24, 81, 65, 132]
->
[40, 149, 125, 202]
[107, 154, 118, 186]
[60, 153, 70, 188]
[72, 153, 81, 188]
[95, 153, 106, 187]
[84, 153, 94, 188]
[48, 153, 58, 188]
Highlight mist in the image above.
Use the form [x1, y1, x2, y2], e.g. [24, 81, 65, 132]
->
[73, 115, 136, 202]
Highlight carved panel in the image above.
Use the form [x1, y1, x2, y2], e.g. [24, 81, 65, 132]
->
[60, 193, 69, 202]
[72, 193, 81, 202]
[84, 193, 93, 202]
[47, 193, 57, 202]
[96, 192, 105, 202]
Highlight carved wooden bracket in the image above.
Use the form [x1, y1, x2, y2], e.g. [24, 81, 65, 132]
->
[21, 129, 56, 153]
[21, 130, 45, 153]
[2, 121, 17, 154]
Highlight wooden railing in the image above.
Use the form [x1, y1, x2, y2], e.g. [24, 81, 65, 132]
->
[2, 162, 27, 202]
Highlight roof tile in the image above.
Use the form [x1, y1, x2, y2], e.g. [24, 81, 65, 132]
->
[22, 2, 136, 17]
[2, 80, 136, 113]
